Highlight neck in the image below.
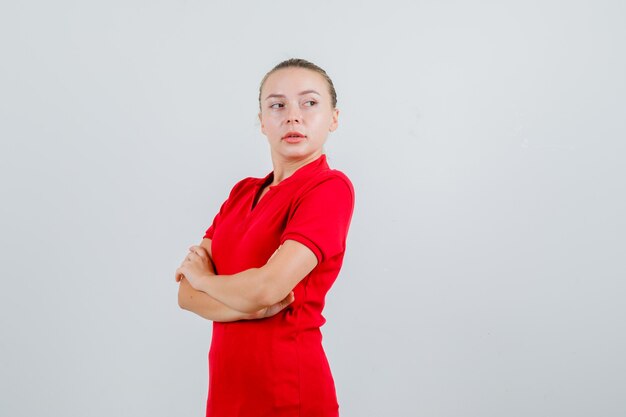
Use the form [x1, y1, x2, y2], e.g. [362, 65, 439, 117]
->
[269, 151, 323, 185]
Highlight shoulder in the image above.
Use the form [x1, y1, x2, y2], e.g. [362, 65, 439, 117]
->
[328, 169, 354, 197]
[306, 169, 354, 196]
[212, 176, 260, 211]
[295, 169, 355, 208]
[227, 176, 261, 198]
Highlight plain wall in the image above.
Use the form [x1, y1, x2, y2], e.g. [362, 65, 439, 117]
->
[1, 1, 624, 416]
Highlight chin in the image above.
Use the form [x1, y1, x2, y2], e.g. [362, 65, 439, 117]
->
[274, 147, 314, 161]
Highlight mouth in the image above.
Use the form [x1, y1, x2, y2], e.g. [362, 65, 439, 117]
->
[282, 131, 306, 140]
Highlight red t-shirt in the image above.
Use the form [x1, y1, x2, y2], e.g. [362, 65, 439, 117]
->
[203, 154, 354, 417]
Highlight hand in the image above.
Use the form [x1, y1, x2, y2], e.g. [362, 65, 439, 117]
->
[175, 245, 215, 291]
[247, 291, 295, 320]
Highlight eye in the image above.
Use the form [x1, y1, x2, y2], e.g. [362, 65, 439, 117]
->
[303, 100, 317, 107]
[270, 102, 284, 109]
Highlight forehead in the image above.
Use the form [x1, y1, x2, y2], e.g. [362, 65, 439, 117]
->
[262, 67, 328, 97]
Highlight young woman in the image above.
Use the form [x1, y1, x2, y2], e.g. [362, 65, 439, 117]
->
[175, 58, 355, 417]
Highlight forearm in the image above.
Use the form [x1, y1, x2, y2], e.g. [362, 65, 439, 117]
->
[178, 278, 253, 322]
[198, 268, 272, 314]
[194, 241, 318, 314]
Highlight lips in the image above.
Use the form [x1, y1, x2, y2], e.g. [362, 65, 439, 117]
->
[282, 131, 306, 140]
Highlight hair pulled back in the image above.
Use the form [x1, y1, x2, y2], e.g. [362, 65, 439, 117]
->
[258, 58, 337, 110]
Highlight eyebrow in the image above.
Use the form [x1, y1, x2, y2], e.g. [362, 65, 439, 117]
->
[264, 90, 321, 101]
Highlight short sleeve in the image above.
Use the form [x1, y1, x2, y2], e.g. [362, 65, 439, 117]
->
[203, 198, 228, 240]
[203, 178, 249, 240]
[280, 175, 355, 264]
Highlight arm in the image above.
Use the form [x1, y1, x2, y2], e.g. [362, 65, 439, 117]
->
[177, 239, 294, 321]
[179, 174, 354, 314]
[179, 239, 318, 314]
[178, 277, 252, 322]
[178, 277, 294, 322]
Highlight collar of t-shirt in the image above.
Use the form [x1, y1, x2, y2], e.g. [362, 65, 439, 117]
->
[259, 154, 329, 190]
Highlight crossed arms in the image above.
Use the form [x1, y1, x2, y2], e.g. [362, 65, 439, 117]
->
[176, 238, 317, 322]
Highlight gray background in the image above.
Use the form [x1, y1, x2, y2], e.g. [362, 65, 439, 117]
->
[1, 1, 624, 416]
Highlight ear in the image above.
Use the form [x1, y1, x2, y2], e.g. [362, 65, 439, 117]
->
[258, 112, 266, 135]
[329, 108, 339, 132]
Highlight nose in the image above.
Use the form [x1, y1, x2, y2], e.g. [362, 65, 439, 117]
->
[286, 106, 302, 124]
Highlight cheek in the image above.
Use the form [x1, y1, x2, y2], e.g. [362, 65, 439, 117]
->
[310, 113, 332, 130]
[263, 113, 282, 124]
[260, 117, 281, 135]
[260, 114, 273, 125]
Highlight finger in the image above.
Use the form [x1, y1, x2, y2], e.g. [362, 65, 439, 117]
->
[190, 246, 208, 260]
[285, 291, 295, 304]
[196, 246, 209, 258]
[279, 291, 295, 308]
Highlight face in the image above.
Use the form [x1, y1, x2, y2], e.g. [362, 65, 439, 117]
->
[259, 67, 339, 163]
